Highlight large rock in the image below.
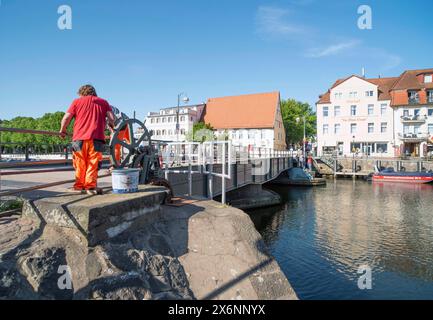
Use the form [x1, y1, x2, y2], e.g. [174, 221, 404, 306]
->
[0, 197, 297, 300]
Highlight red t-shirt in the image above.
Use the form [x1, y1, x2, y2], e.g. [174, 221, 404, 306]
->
[67, 96, 110, 141]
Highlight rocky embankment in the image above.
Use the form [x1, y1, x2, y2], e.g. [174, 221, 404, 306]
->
[0, 199, 297, 300]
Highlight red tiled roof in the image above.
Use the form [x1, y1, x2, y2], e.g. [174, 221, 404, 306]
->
[391, 68, 433, 90]
[317, 74, 407, 104]
[202, 91, 280, 129]
[368, 77, 399, 100]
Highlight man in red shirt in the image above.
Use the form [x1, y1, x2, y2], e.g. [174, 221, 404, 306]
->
[59, 84, 115, 195]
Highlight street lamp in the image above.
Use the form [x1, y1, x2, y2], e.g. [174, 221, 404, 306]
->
[296, 116, 306, 165]
[176, 92, 189, 142]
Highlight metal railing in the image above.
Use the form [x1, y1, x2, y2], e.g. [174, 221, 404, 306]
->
[0, 127, 110, 197]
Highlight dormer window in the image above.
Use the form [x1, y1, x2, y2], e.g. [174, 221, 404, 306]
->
[408, 91, 420, 104]
[428, 90, 433, 103]
[425, 74, 432, 83]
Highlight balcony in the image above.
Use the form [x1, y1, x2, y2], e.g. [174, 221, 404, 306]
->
[400, 114, 427, 123]
[398, 132, 429, 142]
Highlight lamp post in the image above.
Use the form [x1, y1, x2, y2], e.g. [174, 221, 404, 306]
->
[176, 92, 190, 142]
[296, 116, 306, 165]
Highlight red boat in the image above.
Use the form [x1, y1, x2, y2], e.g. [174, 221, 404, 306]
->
[372, 167, 433, 184]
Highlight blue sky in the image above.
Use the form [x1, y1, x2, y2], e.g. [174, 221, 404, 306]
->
[1, 0, 432, 120]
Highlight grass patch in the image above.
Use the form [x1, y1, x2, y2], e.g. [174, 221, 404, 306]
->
[0, 198, 24, 213]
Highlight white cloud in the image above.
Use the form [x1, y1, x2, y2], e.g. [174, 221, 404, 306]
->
[256, 6, 309, 38]
[306, 40, 362, 58]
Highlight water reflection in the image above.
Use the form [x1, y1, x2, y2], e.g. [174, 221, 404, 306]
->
[248, 180, 433, 299]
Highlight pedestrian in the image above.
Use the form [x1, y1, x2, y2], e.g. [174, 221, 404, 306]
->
[59, 84, 115, 195]
[307, 154, 313, 171]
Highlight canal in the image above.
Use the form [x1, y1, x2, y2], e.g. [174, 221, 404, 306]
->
[247, 180, 433, 300]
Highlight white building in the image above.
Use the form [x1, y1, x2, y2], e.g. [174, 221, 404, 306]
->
[390, 68, 433, 157]
[144, 104, 205, 142]
[203, 92, 287, 150]
[316, 75, 396, 157]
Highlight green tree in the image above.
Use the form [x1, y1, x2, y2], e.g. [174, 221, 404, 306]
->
[280, 99, 316, 146]
[186, 122, 215, 142]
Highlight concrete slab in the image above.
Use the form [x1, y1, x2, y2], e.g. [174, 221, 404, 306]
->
[22, 185, 169, 246]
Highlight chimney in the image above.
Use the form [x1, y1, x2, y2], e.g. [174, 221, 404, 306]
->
[362, 67, 366, 78]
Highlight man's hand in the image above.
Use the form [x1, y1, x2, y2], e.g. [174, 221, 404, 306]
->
[60, 112, 73, 139]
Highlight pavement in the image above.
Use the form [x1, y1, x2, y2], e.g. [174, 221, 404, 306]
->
[0, 166, 112, 199]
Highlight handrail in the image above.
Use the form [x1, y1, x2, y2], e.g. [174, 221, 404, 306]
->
[0, 127, 67, 136]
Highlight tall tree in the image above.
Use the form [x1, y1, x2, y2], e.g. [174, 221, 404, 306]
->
[280, 99, 316, 146]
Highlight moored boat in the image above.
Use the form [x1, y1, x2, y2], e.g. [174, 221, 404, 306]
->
[372, 167, 433, 184]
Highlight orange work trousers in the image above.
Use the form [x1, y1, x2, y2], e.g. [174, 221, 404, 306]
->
[72, 140, 103, 190]
[114, 126, 130, 163]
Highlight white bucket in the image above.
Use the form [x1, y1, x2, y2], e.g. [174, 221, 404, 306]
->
[112, 168, 140, 194]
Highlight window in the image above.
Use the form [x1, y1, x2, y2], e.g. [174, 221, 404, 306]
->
[351, 142, 361, 153]
[334, 92, 342, 99]
[351, 105, 357, 116]
[414, 109, 420, 116]
[368, 123, 374, 133]
[429, 124, 433, 134]
[180, 129, 185, 135]
[381, 122, 387, 133]
[180, 116, 185, 122]
[425, 75, 433, 83]
[368, 104, 374, 115]
[156, 130, 161, 136]
[381, 104, 387, 115]
[156, 118, 160, 123]
[323, 124, 329, 134]
[150, 118, 154, 124]
[403, 125, 410, 134]
[334, 124, 340, 134]
[167, 117, 172, 123]
[323, 106, 329, 117]
[162, 129, 166, 135]
[168, 129, 173, 135]
[190, 117, 193, 121]
[428, 109, 433, 117]
[376, 143, 388, 153]
[409, 91, 419, 104]
[350, 123, 357, 134]
[349, 92, 358, 99]
[428, 91, 433, 103]
[366, 91, 374, 97]
[403, 109, 409, 117]
[334, 106, 340, 116]
[414, 125, 420, 134]
[162, 117, 166, 123]
[248, 130, 254, 139]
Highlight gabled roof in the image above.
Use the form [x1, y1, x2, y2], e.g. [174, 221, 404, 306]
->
[317, 75, 399, 104]
[202, 91, 280, 129]
[391, 68, 433, 90]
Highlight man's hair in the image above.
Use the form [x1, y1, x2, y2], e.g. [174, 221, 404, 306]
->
[78, 84, 97, 97]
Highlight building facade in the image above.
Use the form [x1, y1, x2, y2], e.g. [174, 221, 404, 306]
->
[316, 75, 396, 157]
[390, 69, 433, 157]
[144, 104, 205, 142]
[317, 68, 433, 158]
[203, 91, 287, 150]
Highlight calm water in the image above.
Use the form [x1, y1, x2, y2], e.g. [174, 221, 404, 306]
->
[248, 180, 433, 300]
